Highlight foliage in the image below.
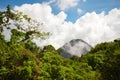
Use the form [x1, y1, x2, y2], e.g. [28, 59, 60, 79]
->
[81, 40, 120, 80]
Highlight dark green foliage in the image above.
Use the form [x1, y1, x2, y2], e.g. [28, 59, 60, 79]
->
[81, 40, 120, 80]
[0, 6, 41, 80]
[0, 34, 41, 80]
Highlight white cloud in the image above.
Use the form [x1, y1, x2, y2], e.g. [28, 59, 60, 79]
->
[77, 8, 83, 15]
[14, 3, 53, 22]
[14, 4, 120, 49]
[57, 0, 80, 10]
[83, 0, 86, 2]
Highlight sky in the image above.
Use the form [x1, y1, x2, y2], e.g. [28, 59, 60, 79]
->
[0, 0, 120, 22]
[0, 0, 120, 49]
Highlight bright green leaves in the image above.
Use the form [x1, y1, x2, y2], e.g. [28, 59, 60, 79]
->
[40, 45, 97, 80]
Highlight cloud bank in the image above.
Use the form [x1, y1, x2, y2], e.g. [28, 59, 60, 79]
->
[14, 3, 120, 49]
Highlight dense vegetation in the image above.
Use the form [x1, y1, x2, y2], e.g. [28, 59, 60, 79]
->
[0, 6, 120, 80]
[80, 39, 120, 80]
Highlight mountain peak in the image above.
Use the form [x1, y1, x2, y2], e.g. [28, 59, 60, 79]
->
[58, 39, 92, 58]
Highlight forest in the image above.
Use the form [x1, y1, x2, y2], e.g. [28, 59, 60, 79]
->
[0, 6, 120, 80]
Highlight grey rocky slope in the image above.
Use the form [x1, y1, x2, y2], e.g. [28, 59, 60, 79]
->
[58, 39, 92, 58]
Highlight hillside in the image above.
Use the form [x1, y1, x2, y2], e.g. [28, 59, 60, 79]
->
[0, 6, 120, 80]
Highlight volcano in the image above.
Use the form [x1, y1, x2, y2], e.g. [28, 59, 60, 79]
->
[58, 39, 92, 58]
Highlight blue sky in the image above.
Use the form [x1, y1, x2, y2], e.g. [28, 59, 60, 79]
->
[0, 0, 120, 22]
